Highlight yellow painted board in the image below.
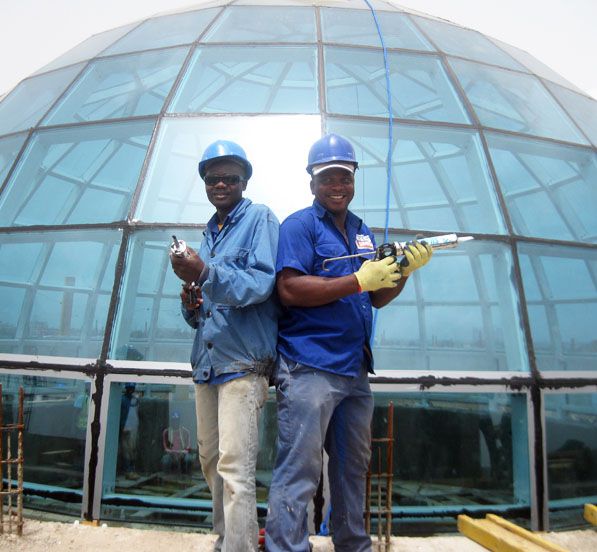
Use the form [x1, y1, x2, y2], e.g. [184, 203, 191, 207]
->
[458, 515, 571, 552]
[585, 504, 597, 526]
[486, 514, 569, 552]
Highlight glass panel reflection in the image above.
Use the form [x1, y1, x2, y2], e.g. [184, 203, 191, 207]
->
[0, 229, 120, 357]
[328, 119, 505, 234]
[101, 381, 277, 526]
[411, 16, 524, 71]
[0, 373, 90, 515]
[0, 133, 27, 187]
[169, 45, 318, 114]
[371, 237, 528, 372]
[545, 393, 597, 528]
[546, 83, 597, 147]
[518, 243, 597, 371]
[0, 65, 83, 135]
[109, 229, 200, 363]
[325, 47, 469, 123]
[488, 133, 597, 243]
[449, 59, 588, 145]
[489, 37, 583, 93]
[372, 392, 530, 520]
[34, 23, 140, 75]
[321, 8, 433, 50]
[104, 8, 220, 55]
[43, 48, 188, 125]
[135, 115, 319, 223]
[0, 120, 154, 226]
[203, 6, 316, 42]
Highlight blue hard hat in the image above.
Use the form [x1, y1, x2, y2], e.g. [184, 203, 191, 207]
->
[198, 140, 253, 180]
[306, 133, 358, 175]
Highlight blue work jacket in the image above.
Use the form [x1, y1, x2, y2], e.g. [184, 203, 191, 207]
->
[276, 200, 376, 377]
[182, 198, 280, 383]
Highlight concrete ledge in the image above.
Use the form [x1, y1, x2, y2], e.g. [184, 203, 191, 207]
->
[458, 514, 570, 552]
[584, 504, 597, 526]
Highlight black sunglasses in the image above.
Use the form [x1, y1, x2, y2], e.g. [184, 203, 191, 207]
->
[204, 175, 244, 186]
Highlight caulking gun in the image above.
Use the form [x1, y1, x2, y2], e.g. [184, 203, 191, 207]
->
[322, 233, 474, 271]
[169, 235, 200, 305]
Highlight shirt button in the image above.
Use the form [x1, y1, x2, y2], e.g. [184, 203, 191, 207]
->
[202, 371, 209, 378]
[206, 310, 212, 318]
[207, 342, 213, 349]
[210, 252, 215, 258]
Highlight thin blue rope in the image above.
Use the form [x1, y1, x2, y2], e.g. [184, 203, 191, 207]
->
[364, 0, 395, 342]
[363, 0, 394, 242]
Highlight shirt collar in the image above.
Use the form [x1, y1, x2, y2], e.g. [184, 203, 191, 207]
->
[206, 197, 250, 233]
[312, 199, 363, 230]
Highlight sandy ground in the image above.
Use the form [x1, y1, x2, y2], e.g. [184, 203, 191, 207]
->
[0, 519, 596, 552]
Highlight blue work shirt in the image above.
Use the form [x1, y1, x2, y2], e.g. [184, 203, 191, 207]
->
[276, 200, 376, 377]
[182, 198, 279, 384]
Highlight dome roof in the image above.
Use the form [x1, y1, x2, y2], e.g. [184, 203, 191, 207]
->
[0, 0, 595, 367]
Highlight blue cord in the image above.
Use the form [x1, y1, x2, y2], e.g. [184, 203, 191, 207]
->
[319, 505, 332, 536]
[363, 0, 394, 342]
[363, 0, 394, 243]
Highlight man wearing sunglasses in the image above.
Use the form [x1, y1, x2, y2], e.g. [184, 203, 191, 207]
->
[170, 139, 279, 552]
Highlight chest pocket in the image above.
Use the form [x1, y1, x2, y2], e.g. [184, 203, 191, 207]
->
[314, 242, 349, 277]
[217, 247, 250, 270]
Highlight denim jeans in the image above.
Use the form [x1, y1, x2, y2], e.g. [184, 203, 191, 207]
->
[265, 355, 374, 552]
[195, 373, 269, 552]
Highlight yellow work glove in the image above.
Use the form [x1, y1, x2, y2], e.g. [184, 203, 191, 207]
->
[354, 256, 401, 292]
[399, 240, 433, 278]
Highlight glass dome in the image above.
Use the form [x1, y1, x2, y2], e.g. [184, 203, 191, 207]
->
[0, 0, 595, 534]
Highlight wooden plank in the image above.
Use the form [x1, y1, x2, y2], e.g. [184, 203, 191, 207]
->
[458, 514, 571, 552]
[584, 504, 597, 526]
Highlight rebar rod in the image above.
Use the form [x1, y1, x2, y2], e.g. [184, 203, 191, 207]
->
[377, 451, 382, 549]
[7, 431, 12, 534]
[0, 383, 3, 535]
[0, 385, 24, 536]
[385, 402, 394, 552]
[17, 387, 24, 536]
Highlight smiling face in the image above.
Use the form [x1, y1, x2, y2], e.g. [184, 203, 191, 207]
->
[203, 159, 247, 220]
[310, 167, 355, 216]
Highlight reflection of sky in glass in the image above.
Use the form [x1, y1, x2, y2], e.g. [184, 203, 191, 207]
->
[0, 230, 119, 357]
[136, 115, 320, 223]
[204, 6, 316, 42]
[109, 229, 198, 362]
[519, 243, 597, 370]
[450, 59, 588, 145]
[0, 121, 154, 227]
[103, 9, 219, 55]
[43, 48, 187, 125]
[328, 118, 506, 234]
[372, 238, 528, 372]
[0, 65, 83, 134]
[488, 133, 597, 243]
[321, 8, 433, 50]
[0, 133, 27, 185]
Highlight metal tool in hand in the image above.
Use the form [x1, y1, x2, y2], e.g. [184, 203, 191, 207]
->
[322, 233, 474, 271]
[169, 235, 200, 306]
[170, 235, 191, 259]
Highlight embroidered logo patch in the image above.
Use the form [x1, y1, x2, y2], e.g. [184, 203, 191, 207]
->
[355, 234, 374, 250]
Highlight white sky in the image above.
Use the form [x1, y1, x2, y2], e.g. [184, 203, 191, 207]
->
[0, 0, 596, 98]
